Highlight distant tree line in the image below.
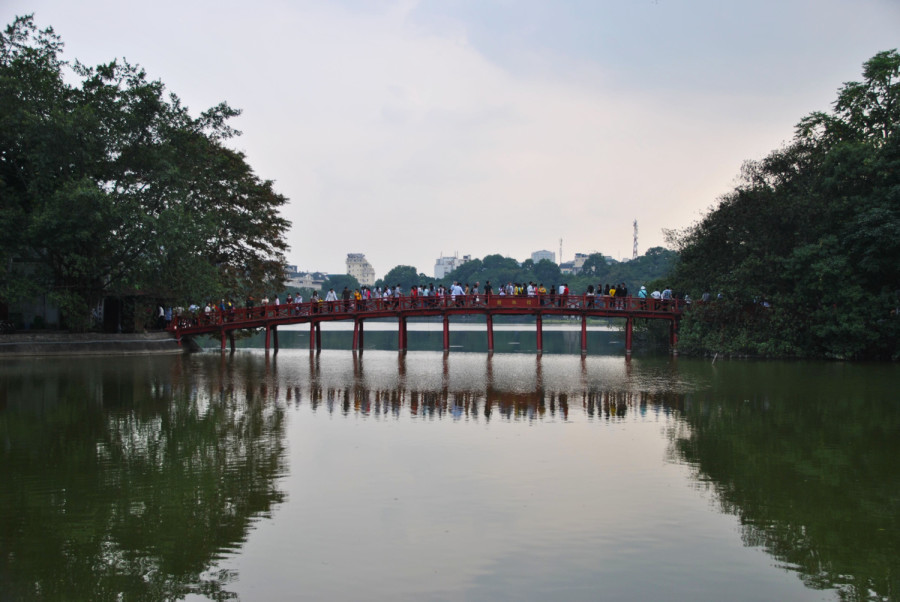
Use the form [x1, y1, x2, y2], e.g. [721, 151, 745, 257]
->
[0, 16, 290, 330]
[356, 248, 677, 295]
[669, 50, 900, 359]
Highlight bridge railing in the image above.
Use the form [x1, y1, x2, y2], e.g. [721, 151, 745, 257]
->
[169, 294, 684, 331]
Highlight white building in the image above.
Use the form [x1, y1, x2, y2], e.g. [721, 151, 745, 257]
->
[531, 250, 556, 264]
[434, 254, 471, 279]
[573, 253, 589, 272]
[560, 253, 590, 275]
[346, 253, 376, 287]
[284, 266, 328, 291]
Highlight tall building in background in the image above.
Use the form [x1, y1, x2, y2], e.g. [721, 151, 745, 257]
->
[434, 254, 471, 279]
[346, 253, 375, 286]
[531, 250, 556, 264]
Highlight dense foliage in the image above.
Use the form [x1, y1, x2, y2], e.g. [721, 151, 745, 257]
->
[0, 16, 290, 329]
[671, 50, 900, 359]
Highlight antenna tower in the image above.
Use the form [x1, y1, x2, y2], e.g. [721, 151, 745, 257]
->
[559, 238, 563, 265]
[632, 220, 638, 259]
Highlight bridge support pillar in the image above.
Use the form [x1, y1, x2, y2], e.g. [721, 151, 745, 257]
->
[353, 318, 364, 350]
[265, 325, 271, 350]
[581, 315, 588, 353]
[221, 329, 226, 351]
[443, 315, 450, 351]
[272, 325, 278, 352]
[309, 321, 321, 350]
[398, 317, 407, 351]
[670, 319, 678, 355]
[228, 331, 236, 353]
[486, 314, 494, 352]
[536, 314, 543, 354]
[625, 317, 633, 355]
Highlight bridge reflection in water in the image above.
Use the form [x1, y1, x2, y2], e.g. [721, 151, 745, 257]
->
[261, 350, 686, 422]
[169, 294, 685, 355]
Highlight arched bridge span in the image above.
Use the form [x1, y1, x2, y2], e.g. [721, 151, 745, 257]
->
[167, 295, 685, 354]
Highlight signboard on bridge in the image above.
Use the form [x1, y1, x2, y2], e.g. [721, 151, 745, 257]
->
[493, 298, 537, 307]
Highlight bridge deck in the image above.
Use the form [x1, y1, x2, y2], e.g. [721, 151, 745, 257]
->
[167, 294, 684, 354]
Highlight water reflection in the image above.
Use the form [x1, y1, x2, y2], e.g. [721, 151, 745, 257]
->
[2, 352, 898, 601]
[0, 356, 287, 600]
[671, 361, 900, 601]
[284, 351, 688, 423]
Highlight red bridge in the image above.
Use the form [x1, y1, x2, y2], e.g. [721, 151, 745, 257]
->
[167, 294, 685, 354]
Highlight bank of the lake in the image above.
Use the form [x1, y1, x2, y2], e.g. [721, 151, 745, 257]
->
[0, 331, 181, 356]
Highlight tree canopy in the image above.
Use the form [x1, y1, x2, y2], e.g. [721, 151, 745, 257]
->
[321, 273, 361, 294]
[0, 15, 290, 329]
[375, 265, 429, 291]
[371, 248, 676, 296]
[670, 50, 900, 359]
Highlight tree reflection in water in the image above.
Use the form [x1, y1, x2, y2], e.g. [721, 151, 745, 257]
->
[671, 361, 900, 601]
[0, 355, 287, 601]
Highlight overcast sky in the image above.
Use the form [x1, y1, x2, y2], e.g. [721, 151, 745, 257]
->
[4, 1, 899, 278]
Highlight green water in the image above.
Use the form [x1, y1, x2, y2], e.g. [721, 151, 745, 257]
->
[1, 348, 898, 601]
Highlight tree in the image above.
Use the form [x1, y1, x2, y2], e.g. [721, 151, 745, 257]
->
[531, 259, 560, 286]
[321, 274, 360, 294]
[0, 15, 290, 329]
[670, 50, 900, 359]
[444, 258, 483, 286]
[376, 265, 428, 291]
[478, 254, 521, 286]
[578, 253, 607, 277]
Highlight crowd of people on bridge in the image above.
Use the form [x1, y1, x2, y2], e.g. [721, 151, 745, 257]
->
[168, 280, 687, 329]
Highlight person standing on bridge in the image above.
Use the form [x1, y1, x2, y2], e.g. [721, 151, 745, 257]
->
[661, 286, 673, 310]
[325, 288, 338, 312]
[451, 282, 464, 306]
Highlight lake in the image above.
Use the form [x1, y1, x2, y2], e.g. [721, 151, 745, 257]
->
[1, 326, 898, 600]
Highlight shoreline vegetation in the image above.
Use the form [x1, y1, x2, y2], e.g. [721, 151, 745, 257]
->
[668, 50, 900, 361]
